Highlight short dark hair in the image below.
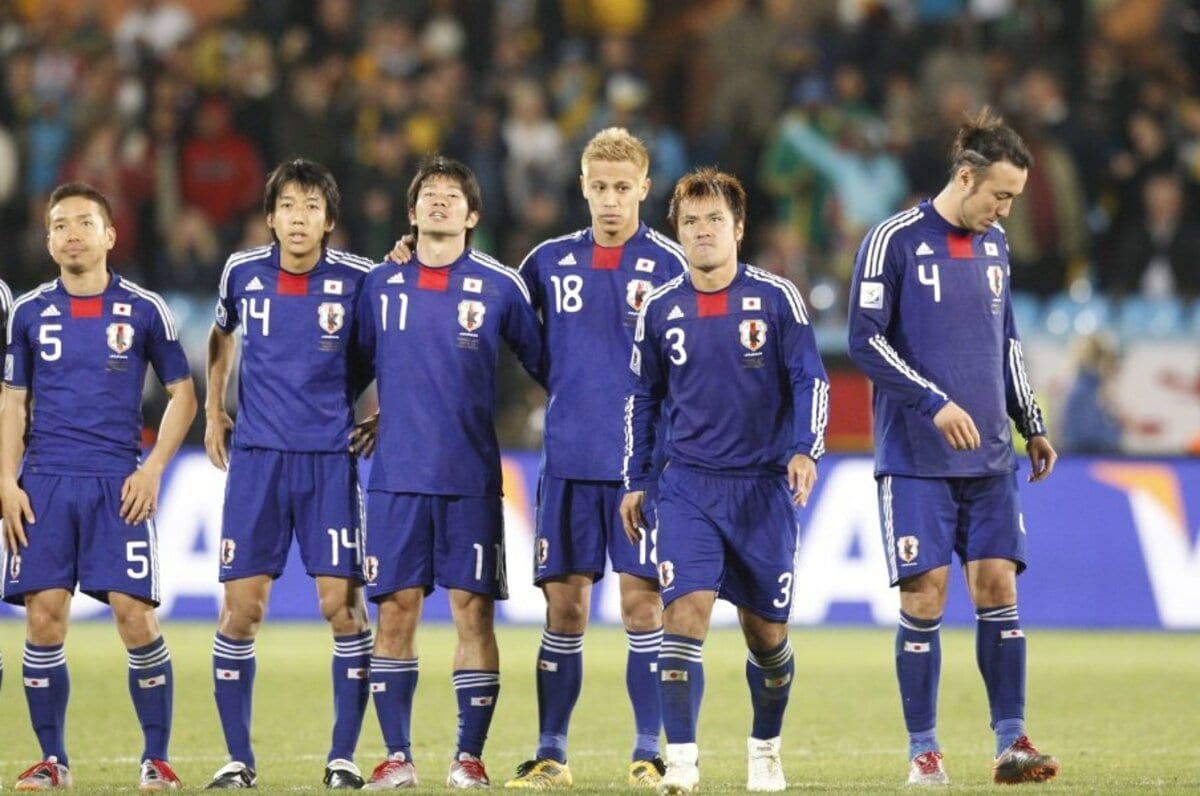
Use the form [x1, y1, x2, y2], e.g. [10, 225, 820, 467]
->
[667, 167, 748, 236]
[46, 182, 114, 228]
[263, 159, 341, 245]
[406, 155, 483, 244]
[948, 106, 1033, 179]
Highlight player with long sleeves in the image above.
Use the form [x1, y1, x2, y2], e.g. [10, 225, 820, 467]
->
[1, 183, 197, 791]
[357, 156, 544, 790]
[0, 277, 10, 705]
[620, 169, 829, 795]
[846, 107, 1059, 786]
[503, 127, 687, 790]
[203, 160, 376, 790]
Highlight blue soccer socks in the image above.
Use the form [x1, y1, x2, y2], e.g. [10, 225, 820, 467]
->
[535, 630, 583, 762]
[212, 633, 256, 769]
[896, 611, 943, 759]
[746, 637, 794, 741]
[330, 630, 372, 762]
[658, 634, 704, 745]
[370, 656, 418, 761]
[976, 604, 1027, 755]
[128, 636, 173, 762]
[627, 627, 663, 761]
[23, 642, 70, 766]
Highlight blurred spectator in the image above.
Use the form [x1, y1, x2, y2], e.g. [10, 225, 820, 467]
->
[114, 0, 195, 69]
[1104, 170, 1200, 299]
[179, 95, 263, 245]
[1061, 334, 1123, 454]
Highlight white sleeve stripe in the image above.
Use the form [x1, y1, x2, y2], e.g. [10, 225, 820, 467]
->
[868, 334, 947, 399]
[646, 229, 689, 266]
[1007, 338, 1043, 433]
[468, 253, 532, 303]
[621, 393, 636, 488]
[864, 208, 922, 279]
[120, 280, 179, 340]
[745, 267, 809, 324]
[882, 476, 897, 582]
[0, 280, 11, 313]
[7, 283, 57, 346]
[809, 378, 829, 459]
[218, 246, 273, 298]
[326, 249, 374, 272]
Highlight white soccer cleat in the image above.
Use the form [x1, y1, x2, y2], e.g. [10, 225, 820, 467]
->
[746, 736, 786, 792]
[657, 743, 700, 796]
[447, 753, 491, 789]
[364, 752, 419, 789]
[907, 751, 949, 786]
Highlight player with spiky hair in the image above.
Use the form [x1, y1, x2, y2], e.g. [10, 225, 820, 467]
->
[203, 159, 376, 790]
[847, 107, 1059, 786]
[621, 168, 829, 795]
[356, 156, 543, 790]
[2, 182, 197, 791]
[503, 127, 687, 791]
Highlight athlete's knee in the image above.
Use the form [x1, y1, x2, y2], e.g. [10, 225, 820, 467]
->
[898, 569, 950, 618]
[111, 596, 160, 647]
[220, 593, 268, 638]
[970, 575, 1017, 607]
[319, 587, 369, 633]
[621, 590, 663, 632]
[25, 599, 69, 646]
[546, 594, 588, 633]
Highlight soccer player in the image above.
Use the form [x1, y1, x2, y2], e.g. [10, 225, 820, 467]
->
[0, 275, 11, 700]
[203, 159, 376, 790]
[356, 156, 544, 790]
[846, 107, 1059, 786]
[620, 169, 829, 795]
[501, 127, 687, 790]
[1, 182, 197, 790]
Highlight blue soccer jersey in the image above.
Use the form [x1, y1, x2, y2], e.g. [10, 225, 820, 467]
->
[624, 264, 829, 490]
[519, 224, 687, 480]
[357, 248, 544, 496]
[4, 273, 191, 476]
[0, 278, 11, 361]
[847, 199, 1046, 478]
[216, 244, 374, 452]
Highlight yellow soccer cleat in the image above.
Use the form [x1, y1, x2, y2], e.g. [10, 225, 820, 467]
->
[628, 757, 667, 788]
[504, 759, 574, 789]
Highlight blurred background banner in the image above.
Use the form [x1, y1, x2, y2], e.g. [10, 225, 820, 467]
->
[2, 449, 1196, 630]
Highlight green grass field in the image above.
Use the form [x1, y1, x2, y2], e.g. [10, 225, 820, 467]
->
[0, 621, 1196, 793]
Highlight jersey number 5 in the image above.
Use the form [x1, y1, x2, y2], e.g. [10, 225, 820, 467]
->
[38, 324, 63, 361]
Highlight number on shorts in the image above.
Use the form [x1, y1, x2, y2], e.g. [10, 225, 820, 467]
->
[126, 541, 150, 579]
[327, 527, 361, 567]
[771, 572, 793, 609]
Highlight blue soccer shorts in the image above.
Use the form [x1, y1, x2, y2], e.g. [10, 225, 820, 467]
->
[532, 475, 658, 584]
[219, 448, 364, 582]
[364, 491, 507, 601]
[655, 464, 800, 622]
[877, 472, 1028, 586]
[2, 473, 162, 606]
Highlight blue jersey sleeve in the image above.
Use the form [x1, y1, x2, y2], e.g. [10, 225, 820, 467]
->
[4, 301, 31, 389]
[1002, 294, 1046, 440]
[847, 226, 949, 418]
[352, 272, 379, 390]
[517, 250, 544, 314]
[0, 280, 11, 362]
[623, 303, 666, 491]
[215, 255, 241, 332]
[145, 299, 191, 385]
[778, 291, 830, 460]
[501, 277, 545, 386]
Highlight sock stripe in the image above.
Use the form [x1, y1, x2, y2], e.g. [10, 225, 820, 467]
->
[977, 605, 1019, 622]
[747, 639, 793, 669]
[334, 639, 375, 656]
[213, 637, 255, 659]
[23, 646, 66, 668]
[626, 628, 663, 652]
[371, 656, 417, 673]
[660, 640, 703, 662]
[453, 671, 500, 689]
[541, 630, 584, 654]
[129, 647, 172, 669]
[899, 615, 943, 632]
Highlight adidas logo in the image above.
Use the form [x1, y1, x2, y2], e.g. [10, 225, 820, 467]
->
[40, 305, 61, 317]
[916, 242, 934, 256]
[246, 276, 264, 292]
[557, 252, 577, 266]
[387, 272, 406, 284]
[667, 305, 684, 320]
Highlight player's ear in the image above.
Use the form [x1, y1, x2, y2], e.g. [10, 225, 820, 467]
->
[104, 221, 116, 251]
[579, 173, 587, 198]
[465, 210, 480, 230]
[734, 219, 745, 245]
[639, 175, 651, 201]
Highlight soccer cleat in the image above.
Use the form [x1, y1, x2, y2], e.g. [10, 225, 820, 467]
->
[447, 753, 491, 789]
[993, 736, 1059, 784]
[324, 759, 365, 789]
[140, 759, 182, 791]
[657, 743, 699, 796]
[746, 736, 786, 792]
[628, 757, 666, 788]
[364, 753, 419, 790]
[907, 751, 949, 786]
[504, 759, 573, 789]
[204, 761, 257, 789]
[15, 757, 72, 791]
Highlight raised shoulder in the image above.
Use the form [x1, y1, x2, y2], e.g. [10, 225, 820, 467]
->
[519, 229, 589, 272]
[469, 250, 532, 303]
[645, 228, 688, 273]
[326, 247, 375, 274]
[859, 207, 925, 280]
[219, 245, 273, 298]
[118, 278, 180, 340]
[745, 266, 809, 324]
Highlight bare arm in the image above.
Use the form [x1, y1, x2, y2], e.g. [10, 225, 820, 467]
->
[120, 377, 198, 524]
[0, 386, 34, 550]
[204, 324, 237, 470]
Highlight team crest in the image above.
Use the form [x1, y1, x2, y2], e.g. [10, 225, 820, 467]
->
[364, 555, 379, 584]
[626, 279, 652, 311]
[987, 265, 1004, 298]
[537, 538, 549, 565]
[458, 300, 486, 332]
[739, 319, 767, 352]
[318, 302, 345, 334]
[220, 538, 236, 566]
[106, 322, 134, 354]
[658, 560, 675, 588]
[8, 552, 20, 580]
[898, 535, 919, 564]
